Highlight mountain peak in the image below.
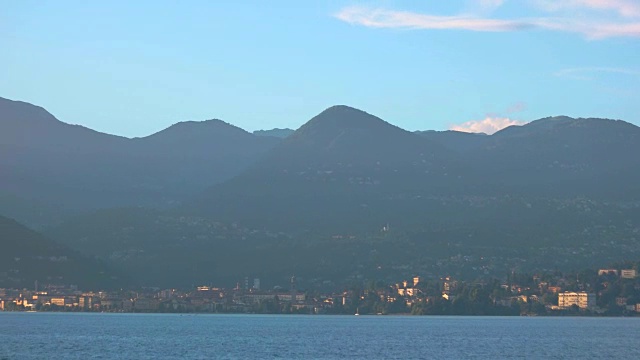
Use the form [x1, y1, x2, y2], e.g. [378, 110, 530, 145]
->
[292, 105, 405, 141]
[140, 118, 252, 143]
[322, 104, 365, 113]
[306, 105, 385, 127]
[165, 118, 246, 132]
[254, 105, 451, 172]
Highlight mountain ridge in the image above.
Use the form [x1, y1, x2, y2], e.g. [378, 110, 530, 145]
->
[0, 97, 282, 226]
[4, 96, 640, 287]
[3, 96, 636, 139]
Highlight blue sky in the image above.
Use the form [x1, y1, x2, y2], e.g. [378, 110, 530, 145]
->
[2, 0, 639, 136]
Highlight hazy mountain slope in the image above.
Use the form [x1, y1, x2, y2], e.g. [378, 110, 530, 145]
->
[0, 97, 129, 149]
[42, 109, 640, 288]
[45, 197, 640, 288]
[46, 207, 327, 287]
[0, 215, 124, 289]
[0, 97, 281, 226]
[190, 105, 464, 231]
[0, 97, 136, 217]
[469, 116, 640, 198]
[127, 119, 280, 202]
[189, 112, 640, 232]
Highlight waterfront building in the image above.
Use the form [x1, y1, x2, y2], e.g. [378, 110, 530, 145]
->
[558, 292, 595, 310]
[621, 269, 637, 279]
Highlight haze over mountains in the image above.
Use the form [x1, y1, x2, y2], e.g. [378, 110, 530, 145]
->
[0, 97, 280, 226]
[193, 107, 640, 232]
[0, 215, 123, 289]
[2, 96, 640, 288]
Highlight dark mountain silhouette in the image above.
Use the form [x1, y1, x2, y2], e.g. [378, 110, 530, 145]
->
[188, 111, 640, 232]
[0, 97, 280, 226]
[190, 105, 464, 231]
[492, 115, 575, 138]
[415, 130, 489, 152]
[253, 128, 295, 138]
[127, 119, 280, 204]
[5, 97, 640, 287]
[0, 215, 124, 289]
[0, 97, 128, 149]
[258, 105, 454, 171]
[469, 116, 640, 198]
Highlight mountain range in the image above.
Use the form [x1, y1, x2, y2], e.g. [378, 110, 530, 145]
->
[0, 97, 280, 226]
[191, 107, 640, 232]
[2, 96, 640, 288]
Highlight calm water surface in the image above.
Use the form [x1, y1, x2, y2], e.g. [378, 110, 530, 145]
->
[1, 313, 639, 359]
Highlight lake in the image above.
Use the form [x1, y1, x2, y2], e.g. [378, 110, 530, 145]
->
[1, 313, 639, 359]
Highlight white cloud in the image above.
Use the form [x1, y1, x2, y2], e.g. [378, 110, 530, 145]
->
[334, 6, 533, 32]
[450, 116, 526, 134]
[532, 0, 640, 18]
[533, 16, 640, 39]
[334, 3, 640, 39]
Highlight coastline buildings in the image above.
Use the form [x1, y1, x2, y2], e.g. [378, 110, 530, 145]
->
[621, 269, 637, 279]
[598, 269, 618, 276]
[558, 292, 596, 310]
[2, 264, 640, 315]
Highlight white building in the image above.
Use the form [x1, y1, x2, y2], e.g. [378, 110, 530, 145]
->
[558, 292, 596, 310]
[621, 269, 637, 279]
[598, 269, 618, 276]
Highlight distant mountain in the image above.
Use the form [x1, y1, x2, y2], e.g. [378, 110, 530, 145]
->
[253, 128, 295, 138]
[188, 111, 640, 231]
[42, 108, 640, 288]
[0, 97, 129, 149]
[492, 116, 575, 138]
[127, 119, 280, 203]
[0, 215, 124, 289]
[263, 105, 452, 167]
[0, 97, 281, 226]
[190, 105, 463, 231]
[469, 116, 640, 198]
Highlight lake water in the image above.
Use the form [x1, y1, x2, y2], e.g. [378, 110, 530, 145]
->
[1, 313, 639, 359]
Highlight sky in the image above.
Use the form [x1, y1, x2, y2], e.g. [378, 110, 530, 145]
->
[1, 0, 639, 136]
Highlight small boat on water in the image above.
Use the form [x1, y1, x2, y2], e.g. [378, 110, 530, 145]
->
[355, 308, 360, 316]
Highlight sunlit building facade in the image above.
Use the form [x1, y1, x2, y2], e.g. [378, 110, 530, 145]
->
[558, 292, 595, 310]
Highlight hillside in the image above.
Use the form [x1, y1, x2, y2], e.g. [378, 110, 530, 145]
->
[5, 99, 640, 288]
[190, 105, 464, 231]
[0, 215, 124, 289]
[467, 116, 640, 198]
[0, 97, 281, 226]
[46, 197, 640, 288]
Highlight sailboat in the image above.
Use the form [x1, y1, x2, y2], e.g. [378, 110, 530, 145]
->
[355, 307, 360, 316]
